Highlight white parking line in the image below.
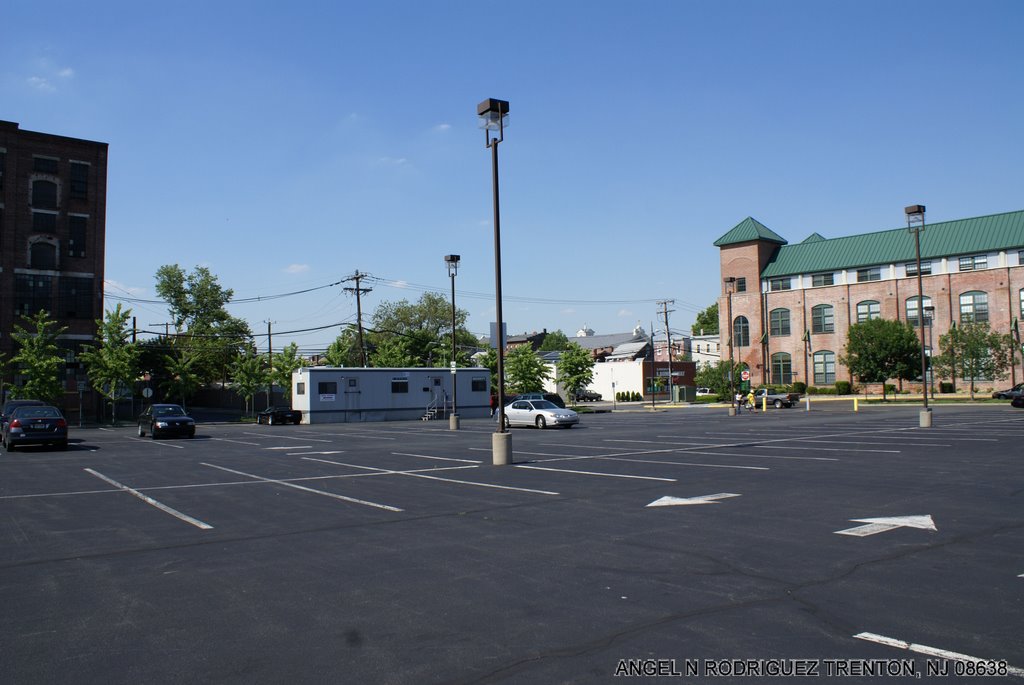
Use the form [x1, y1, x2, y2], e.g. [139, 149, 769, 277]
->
[854, 632, 1024, 677]
[84, 468, 213, 530]
[604, 456, 768, 471]
[201, 463, 403, 512]
[243, 432, 332, 443]
[129, 437, 185, 449]
[514, 464, 677, 482]
[265, 446, 312, 450]
[210, 437, 262, 446]
[305, 458, 559, 495]
[392, 451, 482, 464]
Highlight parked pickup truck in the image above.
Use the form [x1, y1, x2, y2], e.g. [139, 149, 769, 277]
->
[753, 389, 802, 408]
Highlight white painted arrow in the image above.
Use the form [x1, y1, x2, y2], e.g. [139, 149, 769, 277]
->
[835, 515, 936, 537]
[647, 493, 741, 507]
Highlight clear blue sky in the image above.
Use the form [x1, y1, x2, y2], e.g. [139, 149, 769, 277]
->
[4, 0, 1023, 354]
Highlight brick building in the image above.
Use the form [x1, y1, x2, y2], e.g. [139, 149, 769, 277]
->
[715, 210, 1024, 389]
[0, 120, 108, 405]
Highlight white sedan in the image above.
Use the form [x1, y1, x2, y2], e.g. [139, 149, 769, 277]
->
[503, 399, 579, 429]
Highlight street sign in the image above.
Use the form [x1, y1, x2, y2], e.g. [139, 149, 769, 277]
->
[740, 370, 750, 381]
[142, 387, 153, 398]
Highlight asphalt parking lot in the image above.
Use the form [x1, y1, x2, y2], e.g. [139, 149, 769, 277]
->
[1, 404, 1022, 684]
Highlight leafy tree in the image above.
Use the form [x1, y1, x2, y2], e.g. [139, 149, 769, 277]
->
[558, 343, 595, 404]
[161, 349, 201, 409]
[475, 347, 499, 393]
[323, 327, 363, 367]
[693, 303, 719, 335]
[840, 318, 921, 400]
[539, 330, 571, 352]
[504, 344, 551, 394]
[79, 304, 140, 424]
[231, 348, 268, 415]
[931, 322, 1013, 399]
[369, 337, 418, 368]
[270, 342, 304, 400]
[0, 351, 9, 403]
[369, 293, 475, 367]
[10, 311, 67, 404]
[694, 359, 744, 399]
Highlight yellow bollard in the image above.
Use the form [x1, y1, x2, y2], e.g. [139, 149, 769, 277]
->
[762, 396, 767, 412]
[854, 397, 859, 412]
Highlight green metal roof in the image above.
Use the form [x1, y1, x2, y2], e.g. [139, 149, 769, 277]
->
[759, 209, 1024, 278]
[713, 217, 788, 247]
[801, 232, 825, 243]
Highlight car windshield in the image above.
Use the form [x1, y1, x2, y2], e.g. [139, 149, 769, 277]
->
[14, 406, 61, 419]
[530, 400, 558, 410]
[154, 406, 186, 417]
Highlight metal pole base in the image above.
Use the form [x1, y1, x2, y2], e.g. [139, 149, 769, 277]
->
[728, 406, 737, 417]
[492, 431, 512, 465]
[919, 408, 933, 428]
[449, 414, 460, 431]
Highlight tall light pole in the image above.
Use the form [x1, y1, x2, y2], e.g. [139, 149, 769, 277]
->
[479, 98, 511, 465]
[444, 254, 461, 431]
[924, 305, 936, 399]
[906, 204, 931, 427]
[724, 277, 737, 416]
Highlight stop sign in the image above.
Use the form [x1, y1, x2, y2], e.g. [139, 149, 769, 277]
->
[741, 370, 750, 381]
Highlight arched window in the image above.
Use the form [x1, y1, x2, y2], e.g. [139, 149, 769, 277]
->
[29, 242, 58, 270]
[1019, 288, 1024, 320]
[959, 291, 989, 323]
[733, 316, 749, 347]
[811, 304, 834, 334]
[906, 295, 933, 327]
[769, 308, 791, 336]
[813, 350, 836, 385]
[856, 300, 880, 323]
[771, 352, 793, 384]
[32, 180, 58, 209]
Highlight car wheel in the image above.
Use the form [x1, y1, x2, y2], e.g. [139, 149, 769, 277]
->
[150, 426, 158, 440]
[536, 416, 546, 429]
[774, 399, 783, 408]
[503, 415, 511, 429]
[269, 415, 276, 426]
[138, 424, 145, 437]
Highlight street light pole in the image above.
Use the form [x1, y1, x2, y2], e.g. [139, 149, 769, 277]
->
[724, 277, 737, 416]
[924, 305, 936, 399]
[906, 204, 932, 427]
[444, 254, 461, 430]
[479, 98, 512, 465]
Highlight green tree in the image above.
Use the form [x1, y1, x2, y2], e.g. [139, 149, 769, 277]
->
[231, 348, 268, 416]
[368, 337, 418, 368]
[539, 330, 571, 352]
[476, 347, 499, 393]
[369, 293, 475, 367]
[557, 342, 595, 404]
[323, 327, 363, 367]
[694, 359, 744, 399]
[693, 303, 719, 336]
[504, 344, 551, 394]
[79, 304, 139, 424]
[931, 322, 1013, 399]
[270, 342, 304, 400]
[840, 318, 921, 400]
[161, 349, 201, 409]
[10, 311, 67, 404]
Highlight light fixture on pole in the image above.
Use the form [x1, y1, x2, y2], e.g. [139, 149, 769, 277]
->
[444, 254, 461, 431]
[924, 305, 936, 399]
[905, 204, 932, 427]
[479, 97, 512, 464]
[724, 277, 737, 417]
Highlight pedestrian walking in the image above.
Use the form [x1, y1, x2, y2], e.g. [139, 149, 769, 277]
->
[746, 390, 757, 413]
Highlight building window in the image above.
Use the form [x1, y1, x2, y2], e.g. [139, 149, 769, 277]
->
[959, 255, 988, 272]
[813, 351, 836, 385]
[735, 277, 746, 293]
[769, 308, 791, 336]
[811, 304, 834, 334]
[33, 211, 58, 233]
[70, 162, 89, 199]
[471, 377, 487, 392]
[32, 180, 58, 209]
[34, 156, 59, 174]
[391, 378, 409, 393]
[15, 274, 53, 317]
[0, 150, 6, 191]
[771, 352, 793, 385]
[68, 215, 87, 257]
[60, 276, 93, 319]
[296, 383, 305, 396]
[905, 261, 932, 277]
[857, 267, 881, 282]
[906, 295, 933, 327]
[317, 381, 338, 395]
[769, 277, 792, 292]
[811, 273, 834, 287]
[959, 291, 989, 323]
[1020, 289, 1024, 320]
[733, 316, 750, 347]
[856, 300, 880, 323]
[30, 242, 58, 270]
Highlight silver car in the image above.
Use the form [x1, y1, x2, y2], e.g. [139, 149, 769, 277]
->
[503, 399, 579, 429]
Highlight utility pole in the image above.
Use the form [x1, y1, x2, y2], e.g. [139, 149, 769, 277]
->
[132, 316, 137, 343]
[344, 270, 373, 367]
[658, 299, 675, 403]
[265, 320, 275, 408]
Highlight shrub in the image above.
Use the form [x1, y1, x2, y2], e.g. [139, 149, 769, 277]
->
[807, 386, 818, 395]
[791, 381, 807, 394]
[834, 380, 852, 395]
[633, 391, 642, 402]
[939, 382, 955, 393]
[884, 384, 896, 395]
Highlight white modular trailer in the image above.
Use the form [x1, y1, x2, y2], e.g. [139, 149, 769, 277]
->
[292, 367, 491, 424]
